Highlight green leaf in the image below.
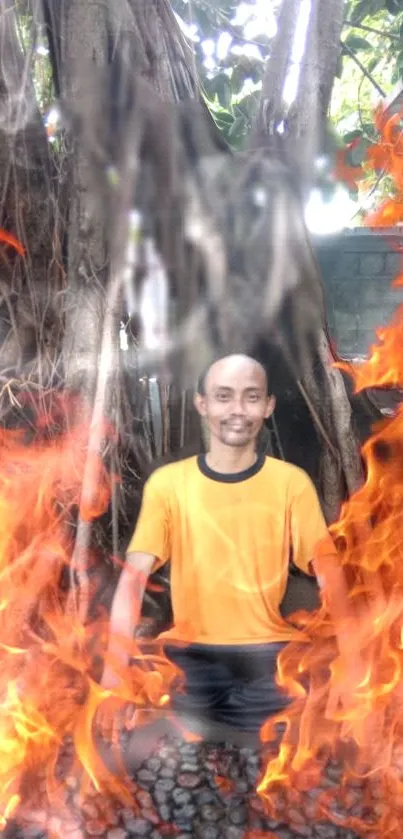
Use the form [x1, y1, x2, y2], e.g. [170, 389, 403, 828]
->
[214, 110, 234, 127]
[236, 91, 260, 119]
[336, 54, 344, 78]
[367, 56, 380, 73]
[231, 64, 247, 95]
[349, 0, 383, 23]
[215, 73, 232, 109]
[349, 137, 369, 166]
[193, 6, 214, 36]
[345, 34, 372, 51]
[228, 114, 246, 138]
[386, 0, 402, 16]
[344, 129, 363, 143]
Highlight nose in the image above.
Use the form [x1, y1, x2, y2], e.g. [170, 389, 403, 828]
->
[229, 403, 243, 416]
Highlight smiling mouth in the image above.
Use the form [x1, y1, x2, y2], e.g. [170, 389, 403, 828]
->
[224, 424, 249, 432]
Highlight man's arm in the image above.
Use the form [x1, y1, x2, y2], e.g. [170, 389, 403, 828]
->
[291, 475, 365, 688]
[101, 551, 155, 689]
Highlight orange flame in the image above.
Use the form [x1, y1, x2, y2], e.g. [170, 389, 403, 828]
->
[0, 393, 177, 830]
[257, 105, 403, 838]
[0, 229, 24, 256]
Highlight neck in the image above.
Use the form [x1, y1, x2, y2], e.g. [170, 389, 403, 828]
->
[205, 442, 258, 474]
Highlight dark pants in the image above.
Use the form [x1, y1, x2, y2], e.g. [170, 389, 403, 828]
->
[164, 642, 290, 732]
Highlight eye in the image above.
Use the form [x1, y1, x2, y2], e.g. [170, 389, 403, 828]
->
[248, 393, 259, 401]
[216, 392, 230, 401]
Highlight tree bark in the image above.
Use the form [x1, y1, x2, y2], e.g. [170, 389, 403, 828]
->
[253, 0, 345, 185]
[250, 0, 363, 520]
[252, 0, 301, 152]
[0, 0, 57, 387]
[108, 0, 199, 102]
[58, 0, 110, 396]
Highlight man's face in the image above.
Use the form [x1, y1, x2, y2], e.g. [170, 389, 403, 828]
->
[194, 356, 275, 449]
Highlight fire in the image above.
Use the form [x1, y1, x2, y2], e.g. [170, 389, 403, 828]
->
[258, 106, 403, 837]
[2, 102, 403, 839]
[0, 392, 177, 832]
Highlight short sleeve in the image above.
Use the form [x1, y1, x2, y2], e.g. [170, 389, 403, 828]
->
[290, 472, 336, 575]
[127, 471, 171, 571]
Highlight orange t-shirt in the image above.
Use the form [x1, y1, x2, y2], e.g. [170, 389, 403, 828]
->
[128, 455, 333, 645]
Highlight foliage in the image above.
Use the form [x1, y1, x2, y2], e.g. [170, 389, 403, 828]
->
[172, 0, 278, 148]
[172, 0, 403, 217]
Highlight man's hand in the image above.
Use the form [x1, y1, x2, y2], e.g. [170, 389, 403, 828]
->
[95, 694, 138, 744]
[95, 552, 155, 743]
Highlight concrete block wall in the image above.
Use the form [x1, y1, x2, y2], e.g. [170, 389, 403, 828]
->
[314, 228, 403, 359]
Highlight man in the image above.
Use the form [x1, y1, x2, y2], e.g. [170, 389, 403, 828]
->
[100, 354, 335, 734]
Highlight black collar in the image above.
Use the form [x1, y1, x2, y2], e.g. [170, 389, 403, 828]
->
[197, 454, 266, 484]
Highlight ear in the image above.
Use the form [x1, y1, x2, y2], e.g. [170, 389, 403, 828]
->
[264, 394, 276, 419]
[194, 392, 207, 418]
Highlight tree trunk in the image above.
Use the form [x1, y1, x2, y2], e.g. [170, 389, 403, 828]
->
[251, 0, 363, 520]
[252, 0, 301, 151]
[58, 0, 110, 396]
[0, 0, 58, 392]
[254, 0, 344, 185]
[287, 0, 344, 184]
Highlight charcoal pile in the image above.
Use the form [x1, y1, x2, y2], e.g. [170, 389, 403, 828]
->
[5, 735, 363, 839]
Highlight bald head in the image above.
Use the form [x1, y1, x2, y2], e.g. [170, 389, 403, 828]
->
[197, 354, 268, 397]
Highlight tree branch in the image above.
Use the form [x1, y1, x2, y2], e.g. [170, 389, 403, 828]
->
[343, 19, 400, 41]
[341, 40, 386, 98]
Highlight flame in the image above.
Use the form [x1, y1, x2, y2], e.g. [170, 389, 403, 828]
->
[0, 229, 24, 256]
[0, 392, 177, 830]
[257, 105, 403, 837]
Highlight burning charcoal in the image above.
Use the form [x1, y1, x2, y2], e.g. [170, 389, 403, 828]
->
[146, 757, 162, 773]
[155, 803, 171, 822]
[199, 802, 224, 822]
[85, 819, 105, 836]
[135, 791, 153, 811]
[106, 830, 127, 839]
[165, 756, 178, 768]
[196, 789, 218, 807]
[154, 777, 176, 794]
[172, 788, 193, 807]
[159, 767, 176, 779]
[228, 804, 247, 825]
[289, 824, 313, 837]
[234, 780, 249, 793]
[248, 815, 265, 831]
[303, 800, 318, 820]
[153, 789, 170, 808]
[180, 761, 200, 772]
[194, 824, 220, 839]
[177, 771, 202, 789]
[314, 825, 338, 838]
[225, 829, 244, 839]
[172, 803, 198, 825]
[63, 818, 84, 833]
[140, 810, 160, 826]
[245, 764, 260, 784]
[137, 769, 157, 788]
[266, 819, 284, 830]
[85, 820, 107, 836]
[249, 795, 265, 814]
[288, 808, 308, 827]
[122, 816, 152, 836]
[179, 743, 200, 757]
[82, 801, 100, 819]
